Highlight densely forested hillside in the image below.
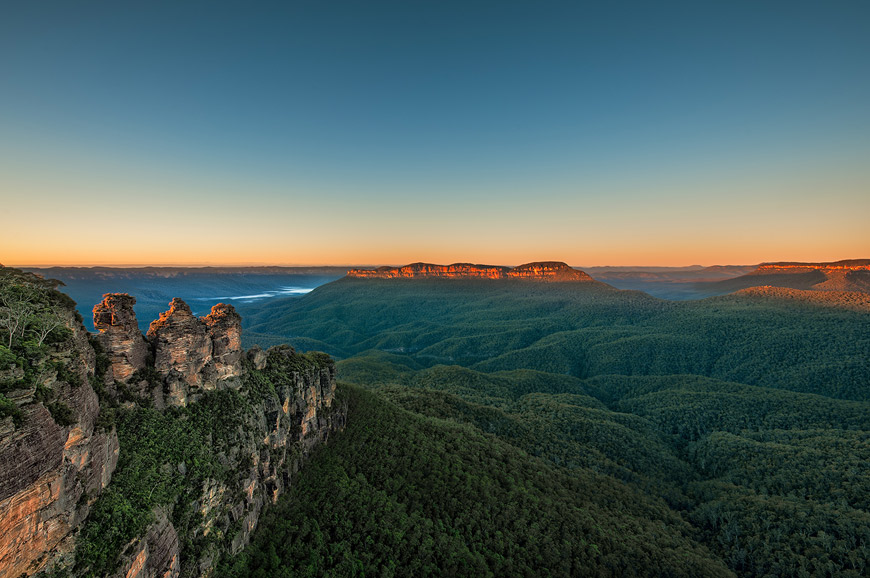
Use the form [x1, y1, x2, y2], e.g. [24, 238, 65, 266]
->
[221, 385, 734, 578]
[230, 277, 870, 577]
[240, 278, 869, 400]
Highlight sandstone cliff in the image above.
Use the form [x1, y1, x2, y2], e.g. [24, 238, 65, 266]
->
[92, 295, 246, 409]
[103, 344, 344, 578]
[93, 293, 148, 384]
[0, 268, 119, 577]
[145, 298, 244, 408]
[708, 259, 870, 296]
[347, 261, 594, 282]
[0, 272, 345, 578]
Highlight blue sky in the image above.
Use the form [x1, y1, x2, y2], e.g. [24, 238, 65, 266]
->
[2, 1, 868, 266]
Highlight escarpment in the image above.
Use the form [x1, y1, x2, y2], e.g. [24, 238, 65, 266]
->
[347, 261, 595, 281]
[0, 268, 119, 577]
[0, 273, 346, 578]
[707, 259, 870, 297]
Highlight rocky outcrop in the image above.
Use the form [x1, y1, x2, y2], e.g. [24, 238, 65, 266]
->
[1, 271, 342, 578]
[93, 294, 148, 383]
[91, 296, 245, 408]
[347, 261, 595, 282]
[147, 299, 213, 407]
[752, 259, 870, 273]
[710, 259, 870, 295]
[0, 273, 119, 577]
[506, 261, 594, 281]
[349, 262, 510, 279]
[146, 299, 244, 407]
[113, 509, 180, 578]
[203, 304, 243, 383]
[110, 345, 344, 578]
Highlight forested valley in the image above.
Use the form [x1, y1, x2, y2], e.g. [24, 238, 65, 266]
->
[225, 277, 870, 577]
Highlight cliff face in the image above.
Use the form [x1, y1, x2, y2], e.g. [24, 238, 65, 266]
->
[0, 275, 345, 578]
[92, 295, 246, 409]
[507, 262, 594, 281]
[347, 261, 594, 282]
[0, 269, 119, 577]
[145, 298, 245, 408]
[731, 260, 870, 294]
[109, 345, 344, 578]
[93, 294, 148, 384]
[752, 259, 870, 273]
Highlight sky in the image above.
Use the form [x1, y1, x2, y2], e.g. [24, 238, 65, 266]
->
[2, 0, 868, 267]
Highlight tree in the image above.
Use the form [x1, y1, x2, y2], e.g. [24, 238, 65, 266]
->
[31, 306, 67, 346]
[0, 282, 39, 348]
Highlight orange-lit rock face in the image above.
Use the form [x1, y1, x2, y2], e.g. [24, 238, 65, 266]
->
[0, 471, 64, 578]
[754, 260, 870, 274]
[0, 317, 119, 577]
[148, 298, 212, 401]
[115, 509, 180, 578]
[747, 260, 870, 294]
[147, 299, 243, 407]
[507, 261, 594, 281]
[348, 261, 594, 282]
[93, 293, 148, 382]
[348, 262, 510, 279]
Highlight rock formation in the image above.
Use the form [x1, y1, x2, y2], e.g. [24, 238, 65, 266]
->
[112, 509, 180, 578]
[93, 293, 148, 383]
[347, 261, 595, 282]
[146, 298, 244, 407]
[110, 345, 343, 578]
[752, 259, 870, 273]
[203, 303, 244, 383]
[0, 275, 119, 577]
[506, 261, 595, 281]
[91, 296, 246, 408]
[710, 259, 870, 296]
[0, 270, 344, 577]
[147, 298, 215, 407]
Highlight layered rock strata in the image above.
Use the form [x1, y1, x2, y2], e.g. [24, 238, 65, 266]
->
[112, 509, 180, 578]
[753, 259, 870, 273]
[112, 345, 344, 578]
[93, 293, 148, 383]
[91, 295, 245, 408]
[728, 260, 870, 294]
[146, 298, 244, 407]
[347, 261, 594, 281]
[0, 292, 119, 577]
[1, 277, 344, 577]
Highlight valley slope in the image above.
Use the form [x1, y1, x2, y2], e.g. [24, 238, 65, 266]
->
[232, 261, 870, 577]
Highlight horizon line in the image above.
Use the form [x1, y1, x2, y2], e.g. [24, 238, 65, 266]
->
[4, 260, 792, 270]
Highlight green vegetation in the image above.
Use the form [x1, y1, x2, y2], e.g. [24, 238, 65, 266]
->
[0, 392, 23, 425]
[221, 385, 732, 578]
[75, 389, 244, 576]
[8, 265, 864, 576]
[230, 277, 870, 577]
[74, 351, 330, 577]
[0, 266, 80, 427]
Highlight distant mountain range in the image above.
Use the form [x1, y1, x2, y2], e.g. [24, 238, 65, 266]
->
[23, 260, 870, 329]
[701, 259, 870, 296]
[344, 259, 870, 301]
[347, 261, 594, 282]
